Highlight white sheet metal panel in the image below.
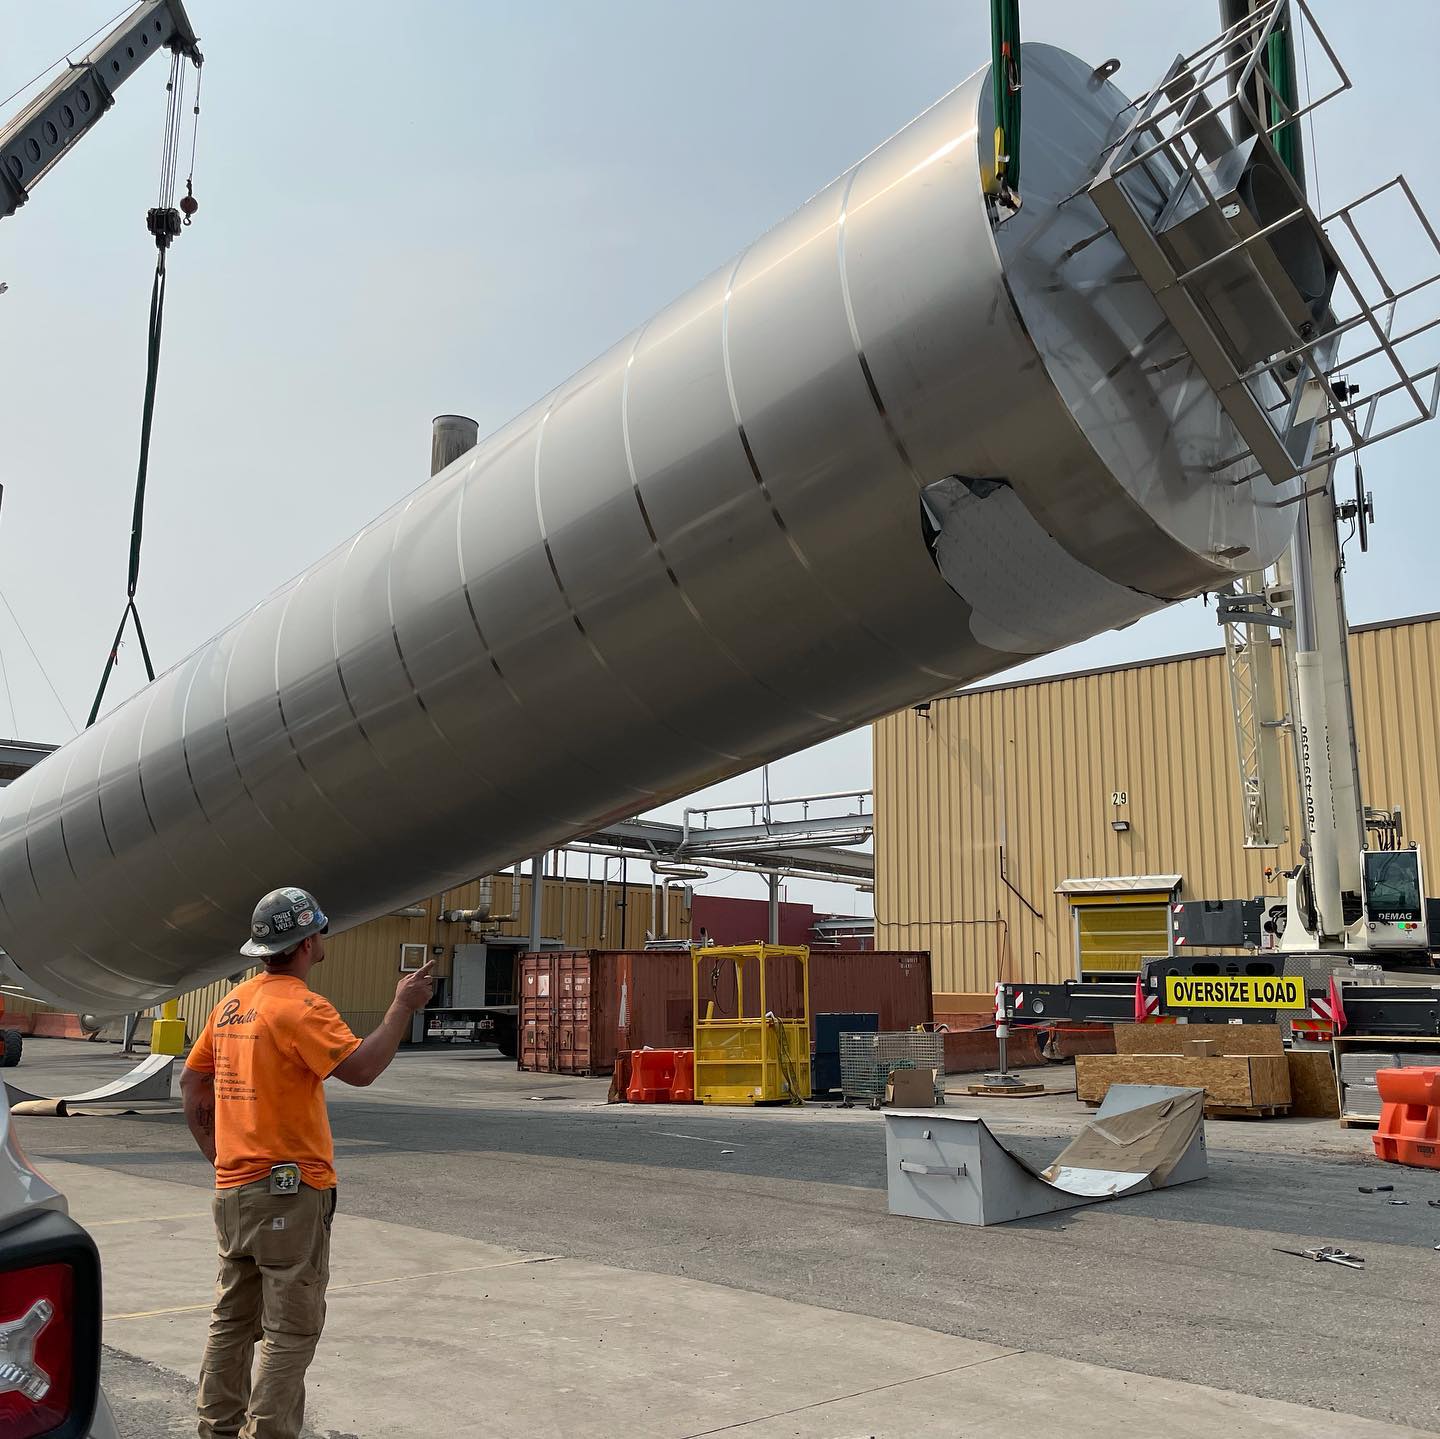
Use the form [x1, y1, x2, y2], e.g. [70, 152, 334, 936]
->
[0, 46, 1299, 1012]
[886, 1084, 1207, 1225]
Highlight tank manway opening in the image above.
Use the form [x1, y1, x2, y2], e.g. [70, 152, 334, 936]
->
[1082, 0, 1440, 489]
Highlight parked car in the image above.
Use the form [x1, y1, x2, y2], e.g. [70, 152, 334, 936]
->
[0, 1095, 117, 1438]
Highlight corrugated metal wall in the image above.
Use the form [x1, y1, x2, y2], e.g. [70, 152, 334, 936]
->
[165, 874, 688, 1039]
[874, 611, 1440, 993]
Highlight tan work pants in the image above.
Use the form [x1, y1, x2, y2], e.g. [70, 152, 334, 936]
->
[196, 1179, 336, 1439]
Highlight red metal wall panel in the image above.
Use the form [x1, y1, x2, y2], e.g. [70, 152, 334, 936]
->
[690, 895, 815, 947]
[811, 950, 933, 1030]
[694, 949, 933, 1032]
[611, 951, 692, 1066]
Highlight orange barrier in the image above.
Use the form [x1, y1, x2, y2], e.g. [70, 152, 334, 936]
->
[29, 1013, 87, 1040]
[1373, 1067, 1440, 1169]
[626, 1048, 695, 1104]
[607, 1052, 633, 1105]
[671, 1049, 695, 1103]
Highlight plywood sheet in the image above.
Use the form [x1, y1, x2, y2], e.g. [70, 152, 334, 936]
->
[1286, 1049, 1340, 1119]
[1076, 1053, 1291, 1109]
[1114, 1022, 1284, 1057]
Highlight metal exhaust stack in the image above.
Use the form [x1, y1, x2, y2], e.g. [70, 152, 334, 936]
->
[431, 414, 479, 477]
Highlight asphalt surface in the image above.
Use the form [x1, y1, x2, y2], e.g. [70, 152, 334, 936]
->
[100, 1348, 334, 1438]
[14, 1041, 1440, 1432]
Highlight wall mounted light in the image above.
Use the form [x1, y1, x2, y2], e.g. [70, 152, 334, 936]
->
[1111, 819, 1130, 832]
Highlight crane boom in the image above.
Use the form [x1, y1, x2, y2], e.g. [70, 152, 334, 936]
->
[0, 0, 201, 222]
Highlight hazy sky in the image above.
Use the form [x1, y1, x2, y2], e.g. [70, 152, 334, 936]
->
[3, 2, 1438, 915]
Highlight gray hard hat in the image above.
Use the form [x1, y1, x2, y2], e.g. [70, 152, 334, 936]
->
[240, 887, 330, 958]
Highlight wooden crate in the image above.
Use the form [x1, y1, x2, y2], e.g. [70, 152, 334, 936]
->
[1285, 1048, 1340, 1119]
[1075, 1052, 1291, 1113]
[1114, 1022, 1283, 1056]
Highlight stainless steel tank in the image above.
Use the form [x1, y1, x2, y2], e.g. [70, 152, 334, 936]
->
[0, 45, 1300, 1012]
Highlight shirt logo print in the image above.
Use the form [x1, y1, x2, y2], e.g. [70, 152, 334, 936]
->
[216, 997, 259, 1028]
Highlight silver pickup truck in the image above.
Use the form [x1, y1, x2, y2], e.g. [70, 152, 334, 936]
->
[0, 1099, 118, 1439]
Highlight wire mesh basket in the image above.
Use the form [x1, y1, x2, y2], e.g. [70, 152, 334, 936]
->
[839, 1031, 945, 1108]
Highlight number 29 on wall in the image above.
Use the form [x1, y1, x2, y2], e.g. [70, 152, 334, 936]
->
[1110, 790, 1127, 807]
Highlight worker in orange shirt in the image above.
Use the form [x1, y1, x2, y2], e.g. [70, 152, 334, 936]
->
[181, 887, 434, 1439]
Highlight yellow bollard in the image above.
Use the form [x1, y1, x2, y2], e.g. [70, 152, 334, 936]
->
[150, 998, 186, 1056]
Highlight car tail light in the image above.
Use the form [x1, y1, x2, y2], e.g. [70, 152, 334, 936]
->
[0, 1263, 73, 1435]
[0, 1212, 100, 1439]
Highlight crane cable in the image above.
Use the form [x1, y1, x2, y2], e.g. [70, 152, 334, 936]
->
[87, 49, 202, 727]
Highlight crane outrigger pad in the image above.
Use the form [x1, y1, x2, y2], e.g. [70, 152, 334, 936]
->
[885, 1084, 1207, 1226]
[5, 1052, 175, 1115]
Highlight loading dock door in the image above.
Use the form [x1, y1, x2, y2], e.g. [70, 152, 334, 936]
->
[1072, 900, 1170, 979]
[1056, 877, 1179, 981]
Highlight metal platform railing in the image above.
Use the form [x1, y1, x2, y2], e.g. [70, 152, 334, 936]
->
[1086, 0, 1440, 487]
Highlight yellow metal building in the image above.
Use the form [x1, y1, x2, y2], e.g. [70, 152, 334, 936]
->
[873, 610, 1440, 996]
[174, 872, 689, 1038]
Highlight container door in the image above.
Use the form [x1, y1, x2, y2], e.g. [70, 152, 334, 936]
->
[557, 953, 592, 1074]
[520, 952, 559, 1071]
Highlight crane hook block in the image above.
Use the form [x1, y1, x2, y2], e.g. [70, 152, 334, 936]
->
[146, 206, 182, 250]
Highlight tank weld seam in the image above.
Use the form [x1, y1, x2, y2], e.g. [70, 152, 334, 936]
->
[89, 698, 188, 949]
[91, 727, 119, 861]
[457, 423, 638, 825]
[620, 322, 832, 734]
[722, 212, 951, 688]
[383, 485, 518, 810]
[173, 647, 270, 892]
[219, 604, 323, 873]
[836, 167, 926, 492]
[534, 387, 740, 769]
[332, 530, 395, 765]
[454, 453, 527, 704]
[134, 680, 229, 929]
[269, 573, 370, 844]
[61, 715, 184, 967]
[718, 253, 865, 708]
[43, 744, 86, 890]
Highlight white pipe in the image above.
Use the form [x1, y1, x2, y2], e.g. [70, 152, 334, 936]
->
[563, 843, 854, 886]
[529, 853, 544, 950]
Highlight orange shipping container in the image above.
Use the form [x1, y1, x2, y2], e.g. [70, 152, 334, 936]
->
[519, 951, 692, 1075]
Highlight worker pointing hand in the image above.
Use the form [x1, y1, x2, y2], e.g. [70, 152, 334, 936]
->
[396, 959, 436, 1011]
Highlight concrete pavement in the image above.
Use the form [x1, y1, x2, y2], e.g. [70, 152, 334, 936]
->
[12, 1039, 1440, 1435]
[38, 1157, 1428, 1438]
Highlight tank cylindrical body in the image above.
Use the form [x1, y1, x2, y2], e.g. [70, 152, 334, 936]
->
[0, 46, 1297, 1011]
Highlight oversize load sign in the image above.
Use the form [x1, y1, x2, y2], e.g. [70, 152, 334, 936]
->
[1164, 975, 1307, 1010]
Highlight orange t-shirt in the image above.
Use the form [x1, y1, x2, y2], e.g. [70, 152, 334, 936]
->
[185, 973, 360, 1191]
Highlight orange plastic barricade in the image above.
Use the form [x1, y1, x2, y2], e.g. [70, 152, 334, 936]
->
[625, 1048, 696, 1104]
[1373, 1067, 1440, 1169]
[671, 1049, 695, 1103]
